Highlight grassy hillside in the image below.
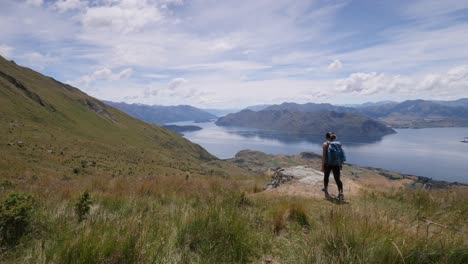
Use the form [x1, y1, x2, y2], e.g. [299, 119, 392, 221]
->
[0, 56, 245, 179]
[1, 155, 466, 263]
[1, 57, 466, 263]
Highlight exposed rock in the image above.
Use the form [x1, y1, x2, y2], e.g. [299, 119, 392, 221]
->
[81, 99, 117, 124]
[0, 70, 56, 112]
[264, 166, 323, 190]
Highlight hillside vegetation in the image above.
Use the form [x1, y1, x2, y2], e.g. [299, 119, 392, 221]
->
[1, 153, 467, 263]
[1, 57, 466, 263]
[0, 55, 245, 180]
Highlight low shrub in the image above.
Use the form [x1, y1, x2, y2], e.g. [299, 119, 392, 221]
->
[0, 193, 36, 245]
[75, 191, 92, 222]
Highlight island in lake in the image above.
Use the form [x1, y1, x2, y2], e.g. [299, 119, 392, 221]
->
[216, 109, 395, 140]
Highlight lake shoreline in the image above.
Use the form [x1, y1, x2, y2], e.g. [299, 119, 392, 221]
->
[170, 121, 468, 184]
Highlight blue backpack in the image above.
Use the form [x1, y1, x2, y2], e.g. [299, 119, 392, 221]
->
[326, 141, 346, 166]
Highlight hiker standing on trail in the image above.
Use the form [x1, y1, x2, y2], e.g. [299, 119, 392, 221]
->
[321, 132, 346, 200]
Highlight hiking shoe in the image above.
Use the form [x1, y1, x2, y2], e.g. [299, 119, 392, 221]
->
[338, 193, 344, 201]
[321, 188, 328, 193]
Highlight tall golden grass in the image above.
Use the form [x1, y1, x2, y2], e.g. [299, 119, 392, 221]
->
[0, 172, 466, 263]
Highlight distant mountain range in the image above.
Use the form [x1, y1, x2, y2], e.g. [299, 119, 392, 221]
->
[216, 109, 396, 139]
[431, 98, 468, 108]
[259, 99, 468, 128]
[104, 101, 217, 125]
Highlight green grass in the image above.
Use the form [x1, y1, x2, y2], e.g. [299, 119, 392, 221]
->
[0, 172, 466, 263]
[0, 55, 251, 181]
[1, 55, 467, 263]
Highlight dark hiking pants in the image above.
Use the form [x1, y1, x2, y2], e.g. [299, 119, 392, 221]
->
[324, 165, 343, 193]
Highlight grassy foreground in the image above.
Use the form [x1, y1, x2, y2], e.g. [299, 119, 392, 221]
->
[0, 172, 466, 264]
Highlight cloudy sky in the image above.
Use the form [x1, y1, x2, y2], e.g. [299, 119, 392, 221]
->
[1, 0, 468, 108]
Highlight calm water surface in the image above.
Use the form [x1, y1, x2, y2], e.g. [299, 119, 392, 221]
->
[172, 121, 468, 183]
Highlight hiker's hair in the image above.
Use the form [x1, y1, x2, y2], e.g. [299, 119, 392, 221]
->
[326, 132, 336, 140]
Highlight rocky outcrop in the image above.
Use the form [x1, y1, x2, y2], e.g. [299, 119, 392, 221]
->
[264, 166, 323, 190]
[81, 99, 117, 124]
[0, 70, 56, 112]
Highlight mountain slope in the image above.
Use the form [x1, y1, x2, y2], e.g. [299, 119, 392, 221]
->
[104, 101, 217, 124]
[216, 109, 395, 139]
[0, 56, 245, 178]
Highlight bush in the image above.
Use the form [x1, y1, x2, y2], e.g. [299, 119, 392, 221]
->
[75, 191, 92, 222]
[0, 193, 36, 245]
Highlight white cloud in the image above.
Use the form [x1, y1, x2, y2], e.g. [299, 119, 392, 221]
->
[25, 0, 44, 7]
[0, 45, 14, 58]
[15, 52, 59, 69]
[168, 78, 187, 90]
[4, 0, 468, 107]
[242, 49, 254, 55]
[418, 65, 468, 93]
[54, 0, 87, 12]
[81, 1, 163, 34]
[143, 73, 170, 79]
[327, 59, 343, 71]
[336, 72, 409, 95]
[404, 0, 468, 19]
[335, 65, 468, 97]
[171, 61, 271, 72]
[72, 67, 134, 86]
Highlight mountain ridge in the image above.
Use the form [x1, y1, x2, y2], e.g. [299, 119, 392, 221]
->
[258, 100, 468, 128]
[0, 55, 246, 178]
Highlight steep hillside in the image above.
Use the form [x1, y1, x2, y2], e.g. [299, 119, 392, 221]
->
[104, 101, 217, 124]
[0, 56, 245, 178]
[216, 109, 395, 139]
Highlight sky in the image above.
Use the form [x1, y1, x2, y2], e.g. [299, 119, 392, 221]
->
[1, 0, 468, 109]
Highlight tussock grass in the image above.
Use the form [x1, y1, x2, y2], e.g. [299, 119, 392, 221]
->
[0, 172, 466, 263]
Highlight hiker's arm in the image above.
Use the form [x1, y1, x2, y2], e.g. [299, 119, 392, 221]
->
[321, 143, 327, 172]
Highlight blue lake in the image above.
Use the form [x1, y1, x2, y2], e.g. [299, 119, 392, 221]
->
[172, 121, 468, 184]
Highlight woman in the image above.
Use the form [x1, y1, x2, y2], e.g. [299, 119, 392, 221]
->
[321, 132, 345, 201]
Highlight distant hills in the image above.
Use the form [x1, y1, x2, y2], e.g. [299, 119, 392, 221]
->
[259, 99, 468, 128]
[358, 100, 468, 128]
[216, 109, 396, 140]
[0, 55, 245, 178]
[431, 98, 468, 108]
[104, 101, 217, 125]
